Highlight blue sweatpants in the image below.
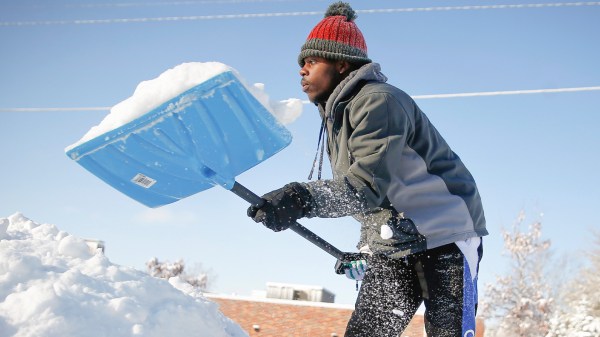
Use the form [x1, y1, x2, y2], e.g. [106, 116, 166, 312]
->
[345, 239, 483, 337]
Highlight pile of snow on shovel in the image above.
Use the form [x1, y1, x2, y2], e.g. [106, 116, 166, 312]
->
[68, 62, 303, 150]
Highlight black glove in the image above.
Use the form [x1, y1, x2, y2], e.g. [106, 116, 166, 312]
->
[247, 182, 313, 232]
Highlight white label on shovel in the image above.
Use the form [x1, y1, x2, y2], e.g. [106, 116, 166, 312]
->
[131, 173, 156, 188]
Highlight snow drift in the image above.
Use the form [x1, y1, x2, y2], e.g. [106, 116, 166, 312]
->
[0, 213, 248, 337]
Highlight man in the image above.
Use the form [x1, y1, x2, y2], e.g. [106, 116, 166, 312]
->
[248, 2, 488, 336]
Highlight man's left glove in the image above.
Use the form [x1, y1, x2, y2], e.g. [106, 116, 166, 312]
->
[247, 182, 313, 232]
[335, 253, 368, 281]
[344, 259, 367, 281]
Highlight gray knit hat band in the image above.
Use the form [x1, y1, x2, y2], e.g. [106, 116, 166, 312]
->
[298, 39, 372, 67]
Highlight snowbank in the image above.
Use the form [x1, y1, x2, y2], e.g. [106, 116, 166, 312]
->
[67, 62, 303, 150]
[0, 213, 248, 337]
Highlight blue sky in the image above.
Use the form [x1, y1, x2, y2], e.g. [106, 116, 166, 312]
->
[1, 0, 599, 305]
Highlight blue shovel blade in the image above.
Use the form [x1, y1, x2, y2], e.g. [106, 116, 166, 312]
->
[66, 71, 292, 208]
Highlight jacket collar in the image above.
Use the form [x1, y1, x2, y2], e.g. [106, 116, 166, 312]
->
[320, 62, 388, 119]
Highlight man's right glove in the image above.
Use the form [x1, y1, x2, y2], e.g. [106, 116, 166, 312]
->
[247, 182, 313, 232]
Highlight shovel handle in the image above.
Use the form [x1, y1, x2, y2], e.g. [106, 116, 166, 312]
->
[230, 181, 345, 260]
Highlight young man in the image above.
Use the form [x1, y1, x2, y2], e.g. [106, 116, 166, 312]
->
[248, 2, 488, 336]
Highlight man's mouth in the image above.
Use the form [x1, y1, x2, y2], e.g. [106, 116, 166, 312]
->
[301, 80, 309, 92]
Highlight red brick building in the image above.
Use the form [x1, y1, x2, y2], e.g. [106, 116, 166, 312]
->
[206, 284, 485, 337]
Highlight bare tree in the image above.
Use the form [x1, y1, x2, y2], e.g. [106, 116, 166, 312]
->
[481, 211, 554, 337]
[546, 231, 600, 336]
[146, 257, 211, 291]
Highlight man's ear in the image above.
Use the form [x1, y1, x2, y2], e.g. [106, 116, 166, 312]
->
[337, 60, 351, 75]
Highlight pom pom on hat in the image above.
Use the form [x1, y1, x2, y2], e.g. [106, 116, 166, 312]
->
[298, 2, 371, 67]
[324, 1, 358, 21]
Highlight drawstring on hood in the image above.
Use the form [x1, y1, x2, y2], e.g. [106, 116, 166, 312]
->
[308, 117, 327, 180]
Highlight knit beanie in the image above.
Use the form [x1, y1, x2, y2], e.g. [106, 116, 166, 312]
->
[298, 2, 371, 67]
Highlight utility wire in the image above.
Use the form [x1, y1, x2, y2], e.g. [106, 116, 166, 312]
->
[2, 86, 598, 113]
[301, 85, 600, 104]
[410, 86, 600, 100]
[358, 1, 600, 14]
[4, 0, 312, 10]
[68, 0, 313, 8]
[0, 107, 111, 112]
[1, 2, 599, 26]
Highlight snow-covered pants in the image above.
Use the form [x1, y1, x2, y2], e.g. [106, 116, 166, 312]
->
[344, 239, 483, 337]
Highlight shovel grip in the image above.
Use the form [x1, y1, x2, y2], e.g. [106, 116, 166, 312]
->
[231, 181, 266, 208]
[230, 182, 344, 260]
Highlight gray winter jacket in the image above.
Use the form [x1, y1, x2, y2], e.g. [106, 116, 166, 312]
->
[303, 63, 488, 258]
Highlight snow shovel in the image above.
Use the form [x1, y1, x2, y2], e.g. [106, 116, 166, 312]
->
[65, 70, 346, 263]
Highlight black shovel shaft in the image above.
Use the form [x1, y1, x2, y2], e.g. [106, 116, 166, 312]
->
[230, 181, 344, 260]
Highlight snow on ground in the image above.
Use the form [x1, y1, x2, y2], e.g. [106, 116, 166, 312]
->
[0, 213, 248, 337]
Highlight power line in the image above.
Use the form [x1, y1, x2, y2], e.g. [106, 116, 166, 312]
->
[410, 86, 600, 100]
[1, 2, 599, 26]
[0, 107, 111, 112]
[356, 2, 600, 15]
[1, 0, 311, 10]
[66, 0, 313, 8]
[2, 86, 598, 112]
[0, 11, 320, 26]
[300, 85, 600, 104]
